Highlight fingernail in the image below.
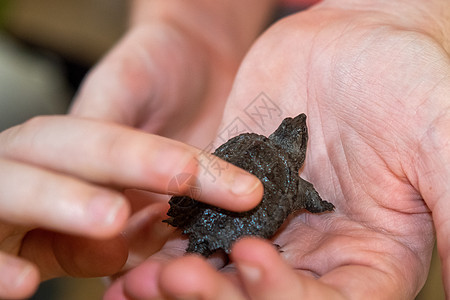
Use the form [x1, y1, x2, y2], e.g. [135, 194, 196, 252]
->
[237, 262, 262, 284]
[13, 265, 34, 289]
[231, 172, 262, 196]
[0, 258, 34, 289]
[88, 194, 126, 226]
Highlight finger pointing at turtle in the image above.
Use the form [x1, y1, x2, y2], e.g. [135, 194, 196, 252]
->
[0, 116, 264, 215]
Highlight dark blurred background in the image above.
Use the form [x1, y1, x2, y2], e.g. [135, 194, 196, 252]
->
[0, 0, 126, 298]
[0, 0, 444, 299]
[0, 0, 127, 129]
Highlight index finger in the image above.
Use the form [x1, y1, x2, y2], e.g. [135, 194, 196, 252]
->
[0, 116, 263, 211]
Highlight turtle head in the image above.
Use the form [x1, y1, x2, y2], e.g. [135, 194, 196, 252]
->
[268, 113, 308, 170]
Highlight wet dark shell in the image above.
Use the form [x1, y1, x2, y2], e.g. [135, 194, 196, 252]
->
[164, 114, 334, 257]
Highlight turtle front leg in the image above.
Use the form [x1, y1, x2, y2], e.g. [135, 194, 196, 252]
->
[297, 178, 335, 213]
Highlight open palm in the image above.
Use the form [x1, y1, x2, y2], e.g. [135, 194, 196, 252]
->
[71, 12, 246, 148]
[105, 4, 450, 299]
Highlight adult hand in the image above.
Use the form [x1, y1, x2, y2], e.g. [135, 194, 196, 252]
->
[0, 116, 262, 299]
[106, 0, 450, 298]
[70, 0, 273, 282]
[71, 0, 276, 147]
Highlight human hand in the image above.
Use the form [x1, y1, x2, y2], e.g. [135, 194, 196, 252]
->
[71, 0, 275, 147]
[0, 116, 262, 299]
[104, 1, 450, 298]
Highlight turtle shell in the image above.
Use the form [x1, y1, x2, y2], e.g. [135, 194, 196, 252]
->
[164, 114, 334, 257]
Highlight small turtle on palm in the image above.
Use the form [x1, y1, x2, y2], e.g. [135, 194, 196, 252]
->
[164, 113, 334, 257]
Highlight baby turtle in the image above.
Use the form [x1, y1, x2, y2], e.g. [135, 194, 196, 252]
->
[164, 113, 334, 257]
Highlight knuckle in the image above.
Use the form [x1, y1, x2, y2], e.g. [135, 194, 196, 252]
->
[0, 116, 54, 157]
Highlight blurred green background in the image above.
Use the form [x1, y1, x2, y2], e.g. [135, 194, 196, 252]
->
[0, 0, 444, 299]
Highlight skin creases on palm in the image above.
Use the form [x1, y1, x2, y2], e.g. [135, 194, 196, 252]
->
[111, 6, 450, 299]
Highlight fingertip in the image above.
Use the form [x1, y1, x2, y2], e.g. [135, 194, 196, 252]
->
[231, 238, 344, 300]
[160, 254, 238, 299]
[103, 277, 128, 300]
[231, 237, 278, 262]
[229, 172, 264, 211]
[123, 260, 163, 299]
[0, 258, 40, 299]
[196, 160, 264, 212]
[14, 265, 40, 298]
[231, 237, 292, 291]
[231, 238, 279, 281]
[50, 234, 129, 278]
[230, 171, 263, 197]
[83, 193, 131, 239]
[14, 265, 40, 299]
[159, 255, 208, 295]
[158, 254, 248, 300]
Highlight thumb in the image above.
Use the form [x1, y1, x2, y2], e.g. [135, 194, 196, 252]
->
[231, 238, 345, 299]
[70, 28, 156, 124]
[414, 116, 450, 292]
[20, 230, 128, 280]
